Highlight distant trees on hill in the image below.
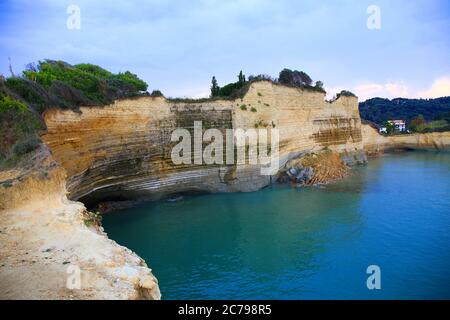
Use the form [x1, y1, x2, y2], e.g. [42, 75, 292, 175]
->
[359, 97, 450, 128]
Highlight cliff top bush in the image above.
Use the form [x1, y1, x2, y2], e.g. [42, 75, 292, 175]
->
[19, 60, 148, 107]
[278, 68, 313, 86]
[150, 90, 164, 97]
[210, 69, 326, 100]
[1, 59, 149, 168]
[0, 95, 43, 164]
[337, 90, 357, 98]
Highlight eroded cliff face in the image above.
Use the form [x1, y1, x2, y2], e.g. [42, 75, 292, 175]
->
[3, 80, 450, 300]
[0, 148, 160, 300]
[41, 81, 365, 204]
[362, 124, 450, 155]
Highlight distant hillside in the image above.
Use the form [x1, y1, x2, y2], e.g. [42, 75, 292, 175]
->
[359, 97, 450, 125]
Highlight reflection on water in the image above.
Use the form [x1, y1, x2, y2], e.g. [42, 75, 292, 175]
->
[103, 152, 450, 299]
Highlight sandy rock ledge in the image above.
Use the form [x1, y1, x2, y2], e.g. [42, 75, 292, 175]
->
[0, 154, 160, 300]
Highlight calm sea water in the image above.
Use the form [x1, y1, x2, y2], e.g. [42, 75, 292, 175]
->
[103, 152, 450, 299]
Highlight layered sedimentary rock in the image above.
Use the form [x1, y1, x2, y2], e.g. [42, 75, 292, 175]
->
[41, 81, 365, 203]
[3, 79, 450, 300]
[362, 124, 450, 155]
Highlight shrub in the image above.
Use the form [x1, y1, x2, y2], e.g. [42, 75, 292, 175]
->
[150, 90, 164, 97]
[315, 81, 324, 89]
[13, 136, 41, 156]
[22, 60, 148, 106]
[240, 104, 247, 111]
[254, 120, 269, 128]
[0, 96, 42, 159]
[215, 71, 249, 98]
[83, 210, 102, 227]
[337, 90, 356, 98]
[2, 180, 13, 188]
[248, 74, 274, 82]
[250, 107, 257, 112]
[5, 77, 46, 109]
[115, 71, 148, 91]
[75, 63, 114, 78]
[218, 82, 244, 97]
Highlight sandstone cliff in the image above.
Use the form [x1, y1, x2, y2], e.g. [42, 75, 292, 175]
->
[41, 81, 365, 204]
[362, 124, 450, 155]
[3, 79, 450, 300]
[0, 147, 160, 300]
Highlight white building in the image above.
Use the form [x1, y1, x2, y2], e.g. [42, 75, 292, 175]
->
[388, 120, 406, 132]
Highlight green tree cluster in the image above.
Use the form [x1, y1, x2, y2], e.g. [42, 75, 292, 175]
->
[359, 97, 450, 127]
[19, 60, 148, 106]
[210, 70, 247, 98]
[278, 68, 313, 87]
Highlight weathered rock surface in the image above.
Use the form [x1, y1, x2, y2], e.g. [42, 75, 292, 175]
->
[0, 150, 160, 300]
[362, 124, 450, 155]
[281, 150, 349, 186]
[42, 81, 365, 204]
[3, 80, 449, 300]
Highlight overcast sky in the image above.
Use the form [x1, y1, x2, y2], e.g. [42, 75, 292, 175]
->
[1, 0, 449, 101]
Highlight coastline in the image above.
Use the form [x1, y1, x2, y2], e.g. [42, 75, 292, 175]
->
[1, 82, 450, 299]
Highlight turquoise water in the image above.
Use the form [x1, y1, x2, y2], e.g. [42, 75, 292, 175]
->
[103, 152, 450, 299]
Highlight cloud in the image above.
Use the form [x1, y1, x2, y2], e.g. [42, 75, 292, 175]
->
[416, 76, 450, 98]
[385, 82, 410, 97]
[333, 76, 450, 101]
[354, 81, 409, 101]
[1, 0, 450, 98]
[324, 86, 344, 100]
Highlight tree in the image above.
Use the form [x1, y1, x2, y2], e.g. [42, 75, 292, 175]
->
[238, 70, 246, 85]
[383, 121, 395, 135]
[248, 74, 273, 82]
[315, 81, 324, 89]
[278, 68, 294, 85]
[409, 114, 425, 132]
[210, 76, 220, 97]
[278, 68, 313, 87]
[150, 90, 163, 97]
[295, 71, 313, 86]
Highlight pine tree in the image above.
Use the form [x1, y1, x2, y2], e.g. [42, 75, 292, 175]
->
[238, 70, 246, 85]
[210, 76, 220, 97]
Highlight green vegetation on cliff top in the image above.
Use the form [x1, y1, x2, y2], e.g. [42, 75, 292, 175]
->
[1, 59, 449, 168]
[208, 68, 328, 100]
[0, 60, 148, 165]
